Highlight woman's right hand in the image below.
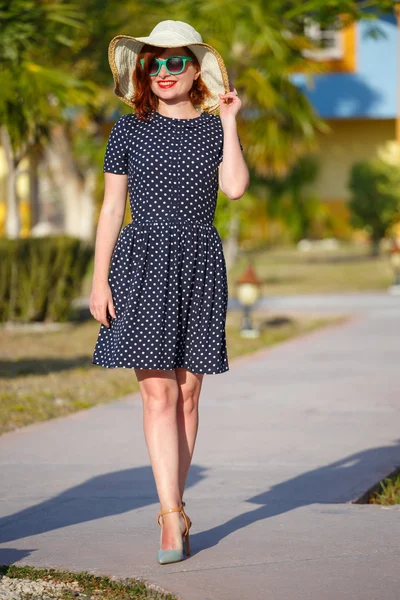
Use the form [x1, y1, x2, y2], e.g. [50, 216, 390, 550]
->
[89, 281, 116, 328]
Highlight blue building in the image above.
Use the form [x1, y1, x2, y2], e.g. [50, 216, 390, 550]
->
[292, 8, 399, 232]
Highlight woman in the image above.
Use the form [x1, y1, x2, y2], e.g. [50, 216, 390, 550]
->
[90, 20, 249, 564]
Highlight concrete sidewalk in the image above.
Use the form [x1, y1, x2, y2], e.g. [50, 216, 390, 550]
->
[1, 295, 399, 600]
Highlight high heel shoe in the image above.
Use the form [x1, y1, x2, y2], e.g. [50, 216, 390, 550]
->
[157, 503, 191, 564]
[181, 501, 192, 556]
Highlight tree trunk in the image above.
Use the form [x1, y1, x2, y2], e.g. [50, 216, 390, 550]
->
[371, 237, 381, 257]
[1, 125, 20, 239]
[80, 168, 96, 241]
[29, 151, 40, 228]
[45, 123, 95, 242]
[224, 214, 240, 271]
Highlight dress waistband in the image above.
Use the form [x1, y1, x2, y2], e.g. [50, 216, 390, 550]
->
[130, 216, 214, 229]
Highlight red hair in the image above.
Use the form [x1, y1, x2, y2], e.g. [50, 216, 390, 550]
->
[131, 45, 211, 120]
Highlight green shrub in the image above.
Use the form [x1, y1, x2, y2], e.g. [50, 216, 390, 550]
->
[348, 159, 400, 255]
[0, 236, 93, 323]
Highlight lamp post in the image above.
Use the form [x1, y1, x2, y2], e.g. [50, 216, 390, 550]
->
[388, 237, 400, 295]
[235, 262, 262, 337]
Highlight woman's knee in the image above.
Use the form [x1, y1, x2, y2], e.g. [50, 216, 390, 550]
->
[175, 368, 203, 415]
[136, 369, 179, 416]
[178, 389, 199, 415]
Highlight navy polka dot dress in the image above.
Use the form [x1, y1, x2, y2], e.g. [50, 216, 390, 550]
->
[92, 110, 233, 375]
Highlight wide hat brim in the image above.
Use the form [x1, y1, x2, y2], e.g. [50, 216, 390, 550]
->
[108, 34, 230, 114]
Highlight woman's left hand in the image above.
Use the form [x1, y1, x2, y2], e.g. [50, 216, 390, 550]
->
[219, 84, 242, 121]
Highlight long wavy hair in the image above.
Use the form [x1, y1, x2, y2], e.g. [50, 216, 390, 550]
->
[132, 45, 211, 120]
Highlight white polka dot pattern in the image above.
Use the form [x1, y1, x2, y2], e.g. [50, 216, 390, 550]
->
[92, 110, 233, 375]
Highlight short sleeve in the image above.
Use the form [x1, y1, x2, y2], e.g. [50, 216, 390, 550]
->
[218, 134, 244, 166]
[103, 115, 129, 174]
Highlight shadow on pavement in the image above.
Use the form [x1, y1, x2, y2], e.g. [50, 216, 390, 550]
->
[0, 549, 33, 566]
[192, 440, 400, 552]
[1, 442, 399, 557]
[0, 465, 206, 545]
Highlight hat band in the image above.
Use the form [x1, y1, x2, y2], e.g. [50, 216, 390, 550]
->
[136, 34, 201, 47]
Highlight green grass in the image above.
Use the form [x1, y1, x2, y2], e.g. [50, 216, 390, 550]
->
[0, 313, 343, 436]
[369, 471, 400, 505]
[0, 320, 138, 435]
[0, 565, 176, 599]
[228, 243, 393, 296]
[226, 310, 343, 360]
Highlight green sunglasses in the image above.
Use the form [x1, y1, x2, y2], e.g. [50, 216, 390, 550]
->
[139, 55, 194, 77]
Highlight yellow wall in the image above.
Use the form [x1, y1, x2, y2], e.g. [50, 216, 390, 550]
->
[0, 150, 31, 238]
[0, 147, 6, 236]
[311, 118, 396, 202]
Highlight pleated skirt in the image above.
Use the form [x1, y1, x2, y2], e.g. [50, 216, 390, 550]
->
[92, 216, 229, 374]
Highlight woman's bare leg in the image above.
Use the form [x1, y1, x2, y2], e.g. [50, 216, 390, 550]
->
[175, 368, 204, 500]
[135, 368, 184, 550]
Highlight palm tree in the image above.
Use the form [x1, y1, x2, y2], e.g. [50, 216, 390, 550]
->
[169, 0, 394, 258]
[0, 0, 96, 238]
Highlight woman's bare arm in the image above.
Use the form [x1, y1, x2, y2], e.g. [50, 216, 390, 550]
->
[90, 173, 128, 327]
[218, 90, 249, 200]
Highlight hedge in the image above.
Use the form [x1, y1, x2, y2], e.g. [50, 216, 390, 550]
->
[0, 236, 93, 323]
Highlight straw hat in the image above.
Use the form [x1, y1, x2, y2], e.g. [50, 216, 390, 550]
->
[108, 20, 230, 114]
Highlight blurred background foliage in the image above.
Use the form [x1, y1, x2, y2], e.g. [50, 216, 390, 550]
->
[0, 0, 398, 320]
[0, 236, 92, 323]
[349, 157, 400, 255]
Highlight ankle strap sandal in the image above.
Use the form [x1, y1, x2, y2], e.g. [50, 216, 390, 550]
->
[157, 503, 191, 563]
